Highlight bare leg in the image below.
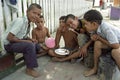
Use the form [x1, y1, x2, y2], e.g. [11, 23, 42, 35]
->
[52, 50, 80, 62]
[84, 41, 102, 77]
[37, 50, 48, 57]
[37, 52, 47, 57]
[111, 47, 120, 69]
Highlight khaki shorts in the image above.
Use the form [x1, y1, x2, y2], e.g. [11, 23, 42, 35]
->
[77, 34, 88, 48]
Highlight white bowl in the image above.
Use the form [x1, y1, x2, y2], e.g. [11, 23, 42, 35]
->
[55, 49, 70, 55]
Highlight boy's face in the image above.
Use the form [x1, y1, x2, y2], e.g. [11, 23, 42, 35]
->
[59, 20, 65, 27]
[27, 7, 41, 23]
[35, 18, 44, 30]
[84, 20, 97, 33]
[66, 18, 78, 29]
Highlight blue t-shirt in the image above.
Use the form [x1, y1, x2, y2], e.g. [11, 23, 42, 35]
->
[97, 21, 120, 44]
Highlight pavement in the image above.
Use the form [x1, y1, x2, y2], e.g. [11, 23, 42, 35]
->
[2, 8, 120, 80]
[2, 56, 99, 80]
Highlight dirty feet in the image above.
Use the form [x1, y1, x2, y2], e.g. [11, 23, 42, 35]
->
[26, 68, 40, 78]
[84, 68, 97, 77]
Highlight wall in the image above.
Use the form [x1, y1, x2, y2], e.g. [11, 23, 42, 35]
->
[0, 0, 92, 38]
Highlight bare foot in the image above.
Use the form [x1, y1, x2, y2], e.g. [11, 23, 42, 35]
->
[84, 68, 97, 77]
[26, 68, 40, 78]
[37, 52, 47, 58]
[37, 51, 47, 57]
[52, 57, 64, 62]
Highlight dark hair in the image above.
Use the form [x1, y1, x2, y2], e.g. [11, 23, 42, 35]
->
[59, 16, 66, 20]
[40, 15, 44, 18]
[65, 14, 75, 23]
[27, 3, 42, 11]
[84, 9, 103, 24]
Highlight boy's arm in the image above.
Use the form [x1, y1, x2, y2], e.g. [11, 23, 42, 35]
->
[31, 29, 38, 43]
[83, 39, 93, 48]
[32, 29, 36, 39]
[79, 39, 93, 57]
[70, 34, 79, 53]
[46, 28, 51, 37]
[55, 28, 62, 48]
[7, 32, 32, 43]
[91, 34, 119, 49]
[99, 28, 120, 49]
[97, 35, 119, 49]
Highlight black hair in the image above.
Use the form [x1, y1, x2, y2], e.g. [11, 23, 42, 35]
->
[40, 15, 44, 18]
[59, 16, 66, 20]
[84, 9, 103, 24]
[27, 3, 42, 11]
[65, 14, 75, 23]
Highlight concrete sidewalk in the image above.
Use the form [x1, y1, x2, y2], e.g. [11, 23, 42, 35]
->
[2, 56, 99, 80]
[2, 8, 120, 80]
[1, 33, 99, 80]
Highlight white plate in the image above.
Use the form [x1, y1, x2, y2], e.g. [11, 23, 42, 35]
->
[55, 49, 70, 55]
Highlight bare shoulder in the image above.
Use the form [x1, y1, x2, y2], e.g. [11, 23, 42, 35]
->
[44, 27, 49, 31]
[57, 26, 63, 31]
[44, 26, 48, 29]
[56, 28, 62, 34]
[32, 27, 37, 32]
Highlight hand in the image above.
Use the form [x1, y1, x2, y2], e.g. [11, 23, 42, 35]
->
[54, 45, 60, 49]
[90, 34, 99, 41]
[42, 45, 49, 51]
[30, 39, 38, 43]
[24, 40, 33, 43]
[79, 46, 88, 57]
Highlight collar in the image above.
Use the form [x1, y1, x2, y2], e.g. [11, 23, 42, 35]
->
[24, 16, 29, 24]
[97, 21, 103, 34]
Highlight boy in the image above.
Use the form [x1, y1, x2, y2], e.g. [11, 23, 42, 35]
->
[48, 16, 79, 58]
[52, 14, 91, 62]
[32, 15, 50, 57]
[83, 9, 120, 77]
[1, 3, 42, 77]
[65, 14, 90, 57]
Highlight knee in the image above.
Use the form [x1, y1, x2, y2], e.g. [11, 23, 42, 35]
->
[48, 49, 55, 56]
[48, 49, 52, 53]
[94, 41, 102, 49]
[111, 48, 120, 58]
[26, 42, 35, 49]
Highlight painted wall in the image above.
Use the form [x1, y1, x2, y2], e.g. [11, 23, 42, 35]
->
[0, 0, 92, 36]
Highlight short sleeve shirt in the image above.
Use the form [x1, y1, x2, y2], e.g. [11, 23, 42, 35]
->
[2, 16, 29, 45]
[97, 21, 120, 44]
